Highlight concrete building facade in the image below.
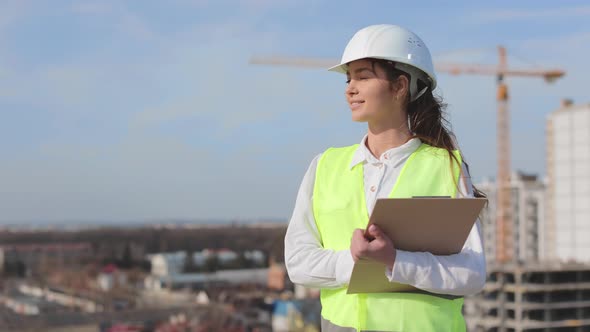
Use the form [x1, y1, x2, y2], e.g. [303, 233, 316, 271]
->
[476, 172, 546, 263]
[464, 262, 590, 331]
[546, 101, 590, 263]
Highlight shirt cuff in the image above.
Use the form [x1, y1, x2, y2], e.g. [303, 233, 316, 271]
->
[385, 250, 416, 284]
[335, 250, 355, 286]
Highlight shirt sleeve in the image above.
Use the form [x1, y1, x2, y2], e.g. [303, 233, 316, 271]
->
[284, 153, 355, 289]
[385, 162, 487, 296]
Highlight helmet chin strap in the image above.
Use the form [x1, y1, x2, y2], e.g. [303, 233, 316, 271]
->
[395, 63, 429, 102]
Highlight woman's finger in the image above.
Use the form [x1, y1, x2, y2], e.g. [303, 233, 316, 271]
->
[368, 224, 385, 239]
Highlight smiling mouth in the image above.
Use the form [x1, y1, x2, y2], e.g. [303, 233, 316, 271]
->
[350, 101, 364, 109]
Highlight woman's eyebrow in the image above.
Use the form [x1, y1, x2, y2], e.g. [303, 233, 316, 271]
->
[347, 67, 374, 76]
[354, 67, 373, 74]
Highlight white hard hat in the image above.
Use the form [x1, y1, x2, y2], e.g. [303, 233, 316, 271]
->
[329, 24, 437, 102]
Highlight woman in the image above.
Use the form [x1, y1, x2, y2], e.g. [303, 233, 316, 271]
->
[284, 24, 486, 332]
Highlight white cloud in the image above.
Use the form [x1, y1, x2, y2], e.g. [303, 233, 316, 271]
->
[521, 31, 590, 56]
[40, 65, 106, 109]
[177, 0, 303, 10]
[518, 30, 590, 104]
[0, 58, 11, 94]
[71, 2, 114, 15]
[118, 12, 156, 41]
[127, 19, 318, 133]
[473, 5, 590, 23]
[173, 0, 211, 7]
[129, 60, 338, 134]
[0, 60, 129, 115]
[434, 47, 498, 64]
[0, 2, 158, 106]
[237, 0, 302, 10]
[0, 0, 33, 39]
[70, 1, 156, 41]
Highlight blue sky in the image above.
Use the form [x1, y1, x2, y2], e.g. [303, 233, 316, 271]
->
[1, 0, 589, 223]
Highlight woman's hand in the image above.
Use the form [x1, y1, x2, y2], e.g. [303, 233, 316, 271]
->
[350, 224, 397, 270]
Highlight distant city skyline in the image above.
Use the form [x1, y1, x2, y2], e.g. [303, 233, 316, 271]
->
[1, 1, 590, 223]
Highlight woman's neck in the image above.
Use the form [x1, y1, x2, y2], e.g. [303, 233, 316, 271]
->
[365, 124, 412, 159]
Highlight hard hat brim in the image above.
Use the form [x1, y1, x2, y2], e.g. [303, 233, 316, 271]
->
[327, 56, 437, 90]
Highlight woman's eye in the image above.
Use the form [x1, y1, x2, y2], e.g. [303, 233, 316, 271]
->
[345, 79, 351, 84]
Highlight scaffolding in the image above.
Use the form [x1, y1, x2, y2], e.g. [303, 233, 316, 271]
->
[465, 262, 590, 331]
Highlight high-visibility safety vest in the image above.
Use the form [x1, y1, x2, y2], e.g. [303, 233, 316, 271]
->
[312, 143, 465, 332]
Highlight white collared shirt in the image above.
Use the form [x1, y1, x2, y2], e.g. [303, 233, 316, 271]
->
[284, 136, 486, 296]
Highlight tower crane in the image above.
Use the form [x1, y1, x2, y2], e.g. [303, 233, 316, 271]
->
[250, 47, 565, 263]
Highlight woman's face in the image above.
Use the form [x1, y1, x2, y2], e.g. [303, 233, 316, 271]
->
[345, 59, 401, 123]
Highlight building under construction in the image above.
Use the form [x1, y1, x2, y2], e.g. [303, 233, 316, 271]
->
[546, 101, 590, 264]
[466, 100, 590, 331]
[465, 262, 590, 331]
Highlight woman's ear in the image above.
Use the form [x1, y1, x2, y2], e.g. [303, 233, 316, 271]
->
[395, 75, 410, 101]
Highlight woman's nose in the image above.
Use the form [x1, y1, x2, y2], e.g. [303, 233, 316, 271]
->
[346, 81, 357, 96]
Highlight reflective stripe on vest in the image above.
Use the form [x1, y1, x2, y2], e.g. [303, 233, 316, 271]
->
[312, 143, 465, 332]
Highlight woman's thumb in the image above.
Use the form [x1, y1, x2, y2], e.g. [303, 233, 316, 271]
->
[368, 224, 383, 238]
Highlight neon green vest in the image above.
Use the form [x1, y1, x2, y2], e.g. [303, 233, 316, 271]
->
[313, 143, 465, 332]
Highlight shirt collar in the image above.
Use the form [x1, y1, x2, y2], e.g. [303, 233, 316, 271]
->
[349, 134, 422, 169]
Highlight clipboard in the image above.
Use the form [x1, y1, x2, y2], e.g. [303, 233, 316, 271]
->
[347, 197, 487, 294]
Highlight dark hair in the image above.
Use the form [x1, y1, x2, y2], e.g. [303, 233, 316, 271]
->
[371, 59, 485, 198]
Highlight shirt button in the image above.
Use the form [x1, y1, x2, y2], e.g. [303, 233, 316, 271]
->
[378, 163, 383, 168]
[370, 186, 376, 192]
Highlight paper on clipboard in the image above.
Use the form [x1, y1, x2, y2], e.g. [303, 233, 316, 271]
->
[347, 197, 487, 294]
